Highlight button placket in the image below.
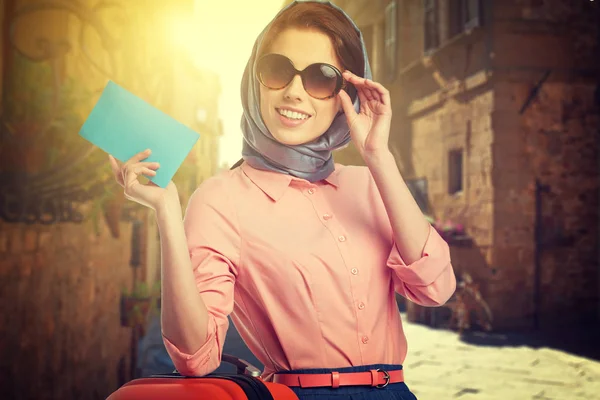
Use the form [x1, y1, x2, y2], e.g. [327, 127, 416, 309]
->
[306, 185, 370, 355]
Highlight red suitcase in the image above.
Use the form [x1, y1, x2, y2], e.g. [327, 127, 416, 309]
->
[107, 354, 298, 400]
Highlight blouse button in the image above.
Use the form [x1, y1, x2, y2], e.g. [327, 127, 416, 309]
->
[323, 213, 332, 220]
[361, 336, 369, 344]
[307, 188, 315, 195]
[338, 235, 346, 242]
[351, 268, 358, 275]
[358, 302, 365, 310]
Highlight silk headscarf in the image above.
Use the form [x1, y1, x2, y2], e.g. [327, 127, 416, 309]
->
[239, 0, 372, 182]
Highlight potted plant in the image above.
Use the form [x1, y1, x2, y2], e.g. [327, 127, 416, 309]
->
[426, 215, 472, 246]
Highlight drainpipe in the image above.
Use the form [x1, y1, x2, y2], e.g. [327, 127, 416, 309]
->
[596, 10, 600, 325]
[129, 219, 142, 380]
[596, 82, 600, 323]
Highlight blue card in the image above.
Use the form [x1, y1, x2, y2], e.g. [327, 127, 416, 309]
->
[79, 80, 201, 188]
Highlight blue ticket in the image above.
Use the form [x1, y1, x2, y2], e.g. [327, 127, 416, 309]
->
[79, 80, 200, 188]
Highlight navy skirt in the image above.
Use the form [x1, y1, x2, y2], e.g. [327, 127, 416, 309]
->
[277, 364, 418, 400]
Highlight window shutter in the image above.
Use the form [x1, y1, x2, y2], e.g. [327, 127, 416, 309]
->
[424, 0, 440, 53]
[385, 0, 397, 78]
[464, 0, 482, 30]
[448, 0, 463, 37]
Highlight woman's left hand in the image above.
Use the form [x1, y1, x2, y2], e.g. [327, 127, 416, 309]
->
[338, 70, 392, 161]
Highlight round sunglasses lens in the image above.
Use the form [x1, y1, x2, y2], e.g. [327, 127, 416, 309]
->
[304, 64, 340, 99]
[257, 54, 295, 89]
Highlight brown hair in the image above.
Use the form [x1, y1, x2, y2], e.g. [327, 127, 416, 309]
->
[258, 2, 365, 80]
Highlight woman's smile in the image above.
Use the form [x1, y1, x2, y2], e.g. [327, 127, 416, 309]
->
[276, 107, 312, 127]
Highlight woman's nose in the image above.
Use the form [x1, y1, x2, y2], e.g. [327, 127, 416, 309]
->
[282, 74, 305, 101]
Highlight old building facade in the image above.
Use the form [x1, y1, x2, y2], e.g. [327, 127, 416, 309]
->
[0, 0, 221, 399]
[326, 0, 599, 330]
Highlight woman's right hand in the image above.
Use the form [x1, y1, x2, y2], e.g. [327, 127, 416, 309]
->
[108, 149, 180, 212]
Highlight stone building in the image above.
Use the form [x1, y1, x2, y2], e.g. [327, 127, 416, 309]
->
[287, 0, 599, 331]
[0, 1, 221, 399]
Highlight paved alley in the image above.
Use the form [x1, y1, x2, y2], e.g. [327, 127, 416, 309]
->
[402, 317, 600, 400]
[139, 312, 600, 399]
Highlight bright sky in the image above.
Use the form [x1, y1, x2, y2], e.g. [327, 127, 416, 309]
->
[188, 0, 285, 168]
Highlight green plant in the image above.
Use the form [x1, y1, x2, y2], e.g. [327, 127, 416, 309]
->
[120, 281, 161, 328]
[122, 281, 160, 299]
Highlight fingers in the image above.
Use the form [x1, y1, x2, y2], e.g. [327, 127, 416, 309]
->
[123, 162, 160, 186]
[357, 85, 370, 105]
[122, 149, 151, 176]
[365, 78, 390, 106]
[342, 71, 390, 107]
[338, 89, 357, 120]
[109, 149, 160, 194]
[343, 71, 368, 104]
[134, 161, 161, 170]
[363, 87, 377, 103]
[123, 166, 157, 195]
[108, 155, 124, 187]
[129, 148, 152, 164]
[138, 166, 158, 177]
[108, 154, 119, 173]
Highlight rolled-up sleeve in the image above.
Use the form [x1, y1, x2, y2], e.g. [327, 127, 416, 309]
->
[389, 225, 456, 306]
[162, 175, 240, 376]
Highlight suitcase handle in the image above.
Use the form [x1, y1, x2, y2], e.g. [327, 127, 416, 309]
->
[221, 354, 262, 377]
[171, 354, 262, 377]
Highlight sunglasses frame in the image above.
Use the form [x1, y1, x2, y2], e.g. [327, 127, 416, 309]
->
[256, 53, 348, 100]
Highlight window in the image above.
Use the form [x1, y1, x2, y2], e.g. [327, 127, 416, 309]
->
[384, 0, 397, 79]
[449, 0, 482, 38]
[464, 0, 482, 30]
[448, 149, 463, 194]
[448, 0, 463, 37]
[424, 0, 439, 53]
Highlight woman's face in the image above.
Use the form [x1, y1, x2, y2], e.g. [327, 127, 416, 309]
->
[259, 27, 344, 146]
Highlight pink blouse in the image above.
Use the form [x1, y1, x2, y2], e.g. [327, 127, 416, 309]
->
[162, 161, 456, 380]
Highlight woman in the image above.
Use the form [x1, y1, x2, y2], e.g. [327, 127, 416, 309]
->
[109, 1, 456, 399]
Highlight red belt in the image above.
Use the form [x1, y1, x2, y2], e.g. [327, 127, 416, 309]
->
[272, 369, 404, 389]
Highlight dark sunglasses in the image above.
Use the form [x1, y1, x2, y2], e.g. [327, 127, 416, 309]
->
[256, 53, 349, 100]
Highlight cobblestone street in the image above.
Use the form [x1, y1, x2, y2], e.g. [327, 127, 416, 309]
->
[402, 315, 600, 400]
[139, 312, 600, 399]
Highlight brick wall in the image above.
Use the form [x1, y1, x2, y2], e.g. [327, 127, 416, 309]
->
[407, 84, 496, 309]
[404, 76, 599, 330]
[393, 0, 599, 331]
[0, 211, 139, 399]
[492, 80, 599, 329]
[487, 79, 535, 329]
[487, 0, 599, 329]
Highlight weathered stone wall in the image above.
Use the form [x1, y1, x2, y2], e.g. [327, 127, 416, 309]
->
[492, 80, 599, 329]
[0, 213, 138, 399]
[2, 2, 222, 399]
[396, 0, 599, 330]
[408, 85, 496, 306]
[487, 0, 599, 329]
